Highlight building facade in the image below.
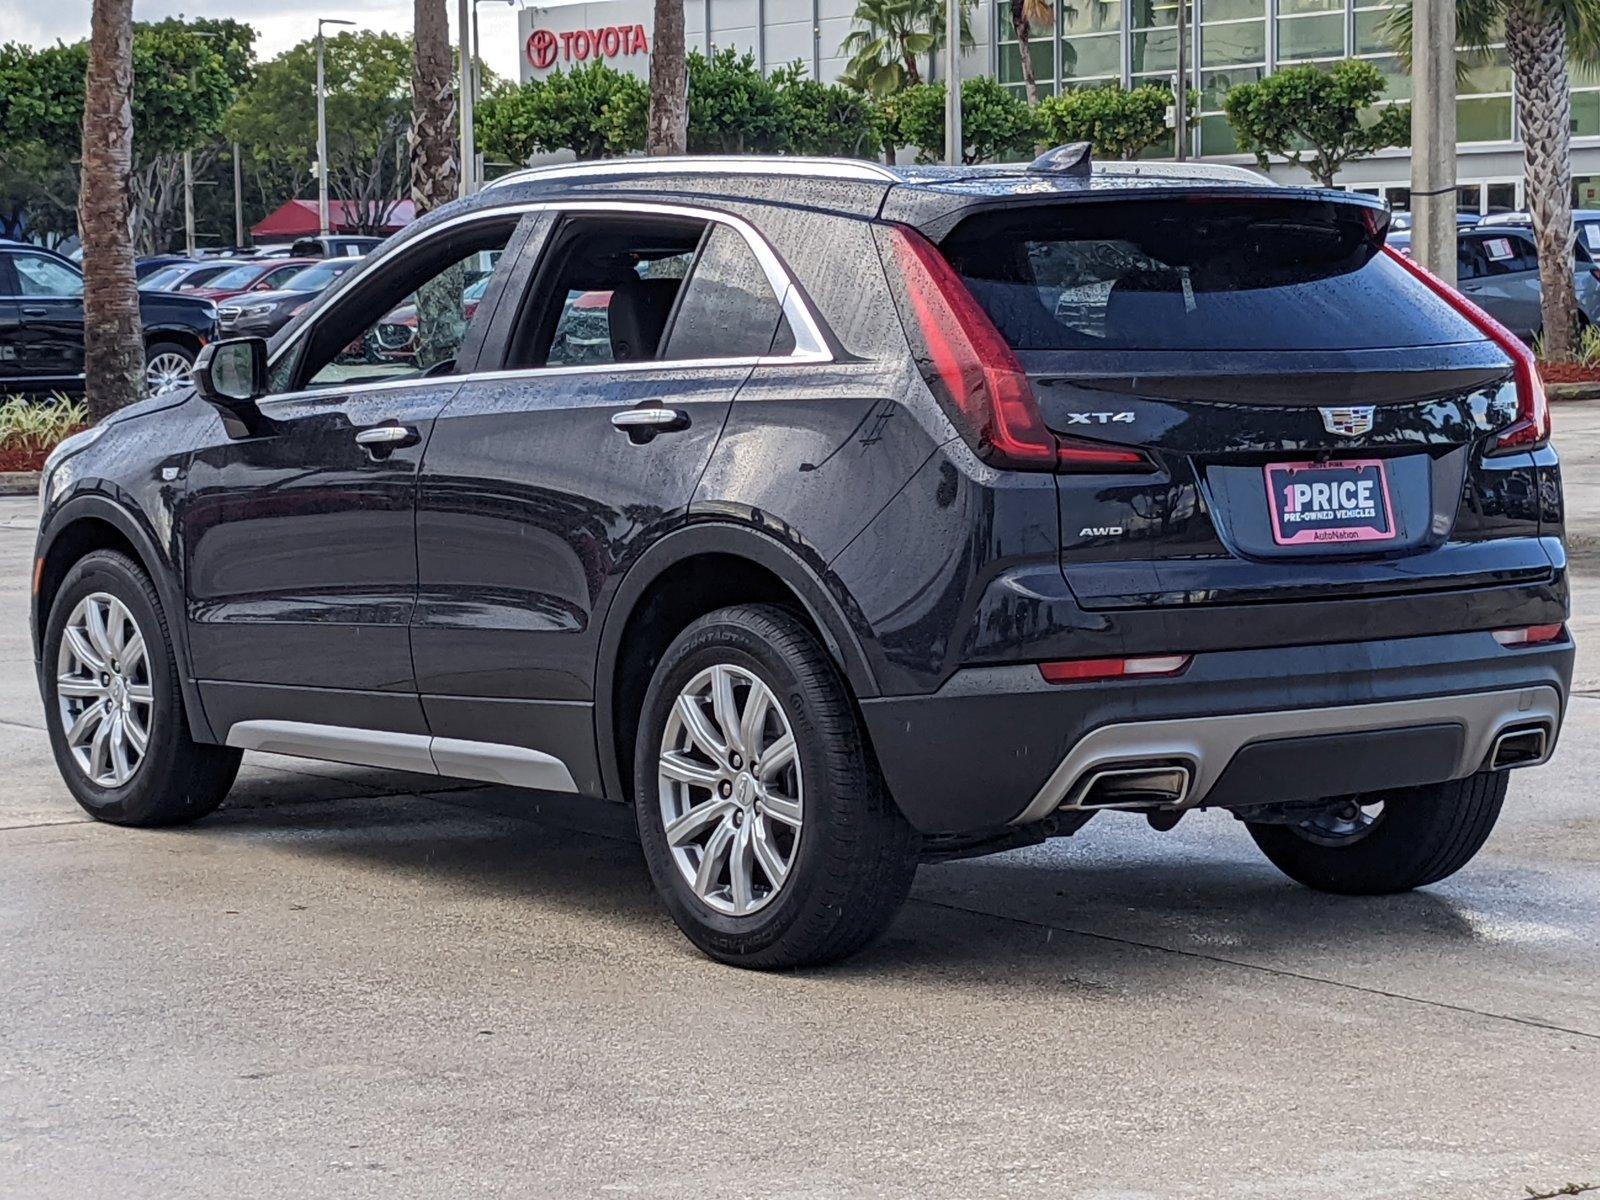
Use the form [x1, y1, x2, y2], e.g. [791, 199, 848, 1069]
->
[517, 0, 1600, 213]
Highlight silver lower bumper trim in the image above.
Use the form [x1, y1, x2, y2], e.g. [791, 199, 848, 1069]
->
[1012, 686, 1562, 826]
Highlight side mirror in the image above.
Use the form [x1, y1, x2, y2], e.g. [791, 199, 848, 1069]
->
[192, 338, 270, 439]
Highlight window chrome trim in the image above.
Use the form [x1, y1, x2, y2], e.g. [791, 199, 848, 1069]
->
[266, 198, 834, 391]
[485, 155, 900, 191]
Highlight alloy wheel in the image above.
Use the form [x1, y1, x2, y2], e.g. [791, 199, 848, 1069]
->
[1291, 798, 1385, 847]
[55, 592, 154, 788]
[145, 351, 193, 396]
[658, 663, 803, 916]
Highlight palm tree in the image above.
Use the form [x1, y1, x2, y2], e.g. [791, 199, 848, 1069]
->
[410, 0, 457, 215]
[1391, 1, 1600, 359]
[1010, 0, 1056, 107]
[842, 0, 974, 97]
[647, 0, 688, 154]
[78, 0, 143, 419]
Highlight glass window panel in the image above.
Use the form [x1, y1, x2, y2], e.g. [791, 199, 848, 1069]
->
[1276, 13, 1345, 61]
[1459, 51, 1512, 95]
[1575, 176, 1600, 209]
[1362, 55, 1412, 101]
[1135, 127, 1177, 159]
[1200, 19, 1264, 66]
[1200, 113, 1239, 154]
[1128, 0, 1177, 28]
[1062, 0, 1121, 35]
[1130, 27, 1176, 74]
[1458, 96, 1513, 142]
[1062, 32, 1123, 79]
[1354, 8, 1398, 54]
[1198, 0, 1265, 20]
[1573, 90, 1600, 138]
[999, 38, 1058, 85]
[1278, 0, 1341, 12]
[1572, 59, 1600, 88]
[1200, 64, 1263, 110]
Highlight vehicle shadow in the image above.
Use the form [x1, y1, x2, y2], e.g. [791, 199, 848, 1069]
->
[194, 766, 1516, 992]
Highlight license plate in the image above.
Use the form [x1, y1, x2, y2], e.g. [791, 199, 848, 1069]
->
[1263, 459, 1395, 547]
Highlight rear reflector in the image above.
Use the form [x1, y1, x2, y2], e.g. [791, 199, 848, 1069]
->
[883, 224, 1149, 473]
[1383, 245, 1550, 454]
[1492, 624, 1564, 647]
[1038, 655, 1192, 684]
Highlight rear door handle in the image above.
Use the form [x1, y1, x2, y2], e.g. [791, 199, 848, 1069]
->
[20, 306, 48, 317]
[355, 424, 420, 450]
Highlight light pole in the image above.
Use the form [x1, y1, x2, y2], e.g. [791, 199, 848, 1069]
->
[943, 0, 961, 165]
[1412, 0, 1457, 285]
[1173, 0, 1187, 162]
[316, 18, 356, 237]
[470, 0, 518, 191]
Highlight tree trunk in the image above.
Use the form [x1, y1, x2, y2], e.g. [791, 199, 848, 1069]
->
[411, 0, 458, 216]
[647, 0, 688, 155]
[1505, 0, 1579, 360]
[79, 0, 143, 421]
[1012, 1, 1039, 107]
[902, 51, 922, 88]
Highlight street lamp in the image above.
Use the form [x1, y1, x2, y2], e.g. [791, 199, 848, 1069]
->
[468, 0, 519, 194]
[316, 17, 356, 237]
[943, 0, 960, 165]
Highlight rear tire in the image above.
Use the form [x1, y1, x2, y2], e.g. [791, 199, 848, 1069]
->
[42, 550, 241, 827]
[633, 604, 919, 969]
[1246, 772, 1507, 895]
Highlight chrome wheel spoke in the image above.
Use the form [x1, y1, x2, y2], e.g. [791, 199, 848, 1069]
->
[738, 684, 771, 762]
[83, 601, 116, 663]
[674, 693, 728, 762]
[64, 626, 106, 674]
[56, 674, 103, 699]
[757, 731, 796, 780]
[122, 710, 150, 755]
[57, 592, 154, 788]
[761, 791, 803, 828]
[751, 818, 789, 890]
[665, 797, 735, 847]
[65, 701, 106, 748]
[659, 750, 721, 790]
[728, 821, 755, 912]
[125, 683, 154, 704]
[709, 665, 744, 757]
[693, 817, 737, 898]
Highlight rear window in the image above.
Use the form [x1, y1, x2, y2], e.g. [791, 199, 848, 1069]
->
[940, 196, 1483, 352]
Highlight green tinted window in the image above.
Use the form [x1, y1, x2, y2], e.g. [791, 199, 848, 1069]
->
[1062, 0, 1121, 34]
[1130, 27, 1176, 73]
[1354, 8, 1398, 54]
[1458, 96, 1512, 142]
[1200, 113, 1239, 155]
[998, 39, 1056, 85]
[1062, 32, 1122, 78]
[1198, 0, 1265, 19]
[1200, 19, 1264, 66]
[1277, 13, 1345, 60]
[1201, 65, 1263, 110]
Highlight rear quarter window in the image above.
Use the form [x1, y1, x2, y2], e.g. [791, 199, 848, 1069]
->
[940, 196, 1486, 352]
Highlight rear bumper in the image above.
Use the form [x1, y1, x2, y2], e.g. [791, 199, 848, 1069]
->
[859, 630, 1573, 835]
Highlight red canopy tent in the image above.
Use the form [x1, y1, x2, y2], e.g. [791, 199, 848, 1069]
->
[251, 199, 416, 241]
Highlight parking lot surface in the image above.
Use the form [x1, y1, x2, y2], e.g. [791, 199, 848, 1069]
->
[1, 476, 1597, 1197]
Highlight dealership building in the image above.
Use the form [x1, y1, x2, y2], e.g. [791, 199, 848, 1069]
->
[518, 0, 1600, 214]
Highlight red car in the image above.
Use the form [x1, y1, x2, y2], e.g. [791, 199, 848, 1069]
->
[185, 258, 318, 303]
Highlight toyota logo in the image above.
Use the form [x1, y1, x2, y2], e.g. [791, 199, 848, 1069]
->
[526, 28, 558, 69]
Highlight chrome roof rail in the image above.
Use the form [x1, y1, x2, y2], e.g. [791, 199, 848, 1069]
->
[484, 155, 903, 191]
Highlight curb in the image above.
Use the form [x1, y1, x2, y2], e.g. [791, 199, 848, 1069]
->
[1547, 381, 1600, 402]
[0, 472, 40, 498]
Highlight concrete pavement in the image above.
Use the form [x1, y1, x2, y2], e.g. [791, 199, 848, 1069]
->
[1, 475, 1597, 1197]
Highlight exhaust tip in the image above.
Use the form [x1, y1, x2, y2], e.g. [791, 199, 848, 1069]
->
[1067, 763, 1192, 810]
[1490, 724, 1550, 770]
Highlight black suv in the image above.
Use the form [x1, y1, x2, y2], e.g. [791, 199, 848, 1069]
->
[1, 241, 220, 396]
[31, 155, 1571, 968]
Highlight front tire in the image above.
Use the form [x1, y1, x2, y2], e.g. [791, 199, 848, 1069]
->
[633, 604, 919, 969]
[1246, 772, 1508, 895]
[43, 550, 240, 826]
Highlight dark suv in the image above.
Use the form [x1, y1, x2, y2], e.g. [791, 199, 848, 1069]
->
[31, 154, 1571, 969]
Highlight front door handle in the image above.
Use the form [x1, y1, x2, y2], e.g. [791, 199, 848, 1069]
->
[611, 406, 689, 444]
[20, 306, 48, 317]
[355, 424, 420, 452]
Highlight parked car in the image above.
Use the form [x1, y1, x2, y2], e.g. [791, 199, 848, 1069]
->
[30, 155, 1569, 969]
[1390, 225, 1600, 343]
[1479, 209, 1600, 256]
[137, 260, 234, 294]
[289, 235, 385, 259]
[215, 257, 360, 339]
[0, 240, 218, 396]
[134, 254, 190, 280]
[183, 258, 319, 303]
[1387, 210, 1481, 233]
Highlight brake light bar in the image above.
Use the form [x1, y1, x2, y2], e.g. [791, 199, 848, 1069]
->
[1492, 624, 1564, 647]
[1383, 245, 1550, 454]
[884, 225, 1149, 473]
[1038, 655, 1192, 684]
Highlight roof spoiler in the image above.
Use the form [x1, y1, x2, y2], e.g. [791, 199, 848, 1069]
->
[1027, 142, 1093, 177]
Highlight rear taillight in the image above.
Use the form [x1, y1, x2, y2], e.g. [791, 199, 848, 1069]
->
[883, 225, 1148, 473]
[1038, 655, 1191, 684]
[1492, 624, 1564, 647]
[1383, 245, 1550, 455]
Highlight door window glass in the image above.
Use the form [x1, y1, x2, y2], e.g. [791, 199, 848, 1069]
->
[299, 223, 516, 390]
[661, 224, 790, 360]
[1457, 240, 1487, 281]
[13, 254, 84, 298]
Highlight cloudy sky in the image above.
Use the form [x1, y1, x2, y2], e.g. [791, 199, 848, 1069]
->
[5, 0, 545, 85]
